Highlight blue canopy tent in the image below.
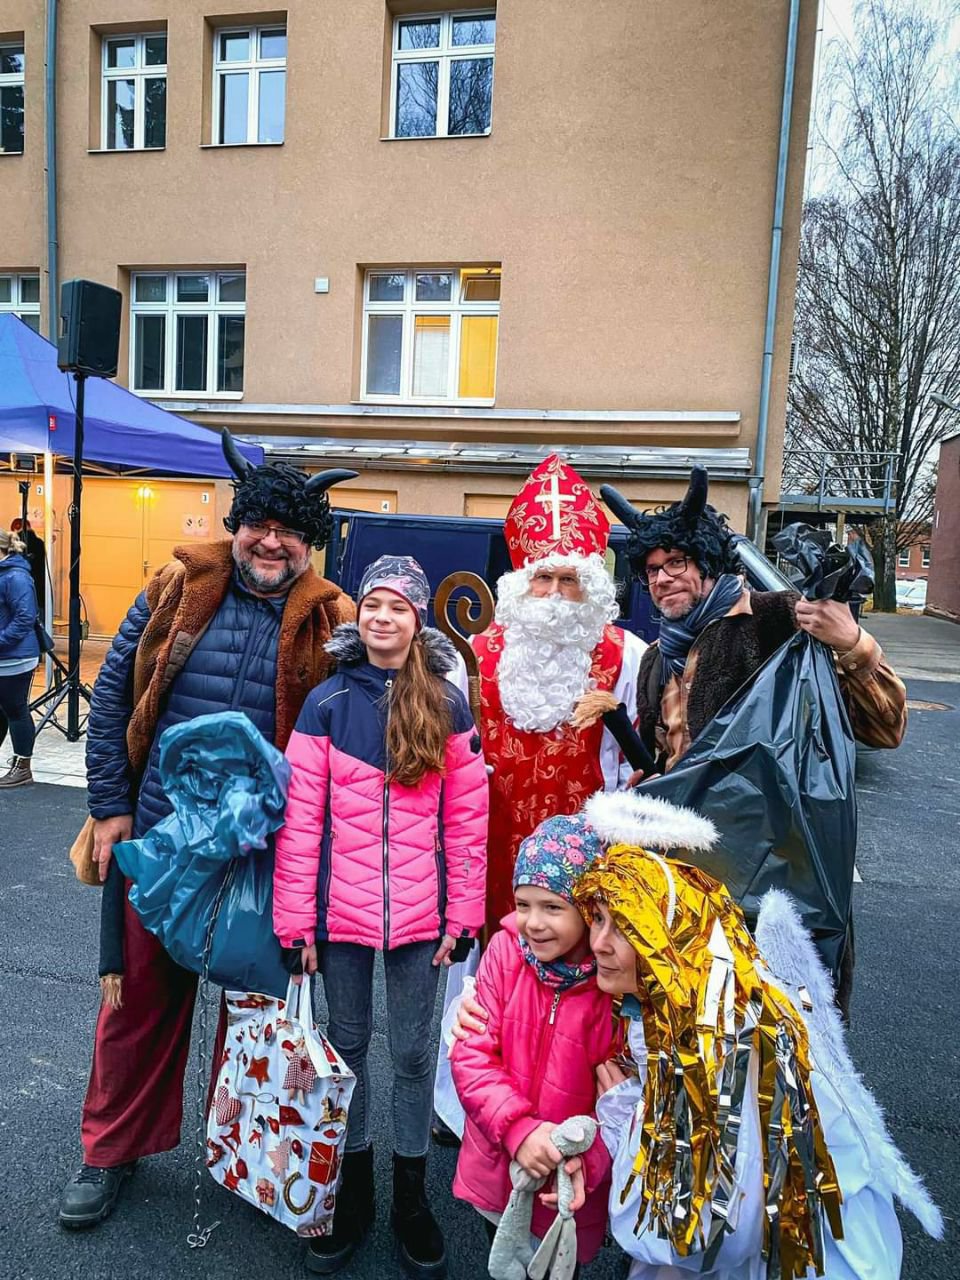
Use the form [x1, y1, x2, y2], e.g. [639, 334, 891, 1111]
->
[0, 314, 263, 473]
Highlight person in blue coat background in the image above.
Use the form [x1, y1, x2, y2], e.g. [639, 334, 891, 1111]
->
[0, 527, 40, 788]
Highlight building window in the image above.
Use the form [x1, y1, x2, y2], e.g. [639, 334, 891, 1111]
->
[897, 548, 911, 568]
[213, 25, 286, 145]
[0, 273, 40, 331]
[362, 267, 500, 402]
[102, 33, 167, 150]
[391, 11, 495, 139]
[130, 271, 246, 395]
[0, 41, 25, 154]
[921, 545, 930, 568]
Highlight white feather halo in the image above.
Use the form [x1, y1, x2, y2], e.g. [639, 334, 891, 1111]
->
[583, 790, 718, 854]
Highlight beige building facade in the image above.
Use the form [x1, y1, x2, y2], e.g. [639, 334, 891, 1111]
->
[2, 1, 818, 631]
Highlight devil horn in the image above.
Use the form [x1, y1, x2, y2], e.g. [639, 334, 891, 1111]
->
[221, 429, 254, 480]
[678, 466, 708, 526]
[304, 468, 359, 495]
[599, 484, 641, 528]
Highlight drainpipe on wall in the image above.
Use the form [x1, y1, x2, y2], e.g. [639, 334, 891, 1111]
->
[44, 0, 59, 342]
[747, 0, 801, 545]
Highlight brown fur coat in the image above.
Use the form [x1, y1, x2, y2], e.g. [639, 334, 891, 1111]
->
[126, 540, 355, 773]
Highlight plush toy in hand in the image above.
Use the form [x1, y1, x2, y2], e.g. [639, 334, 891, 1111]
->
[488, 1116, 597, 1280]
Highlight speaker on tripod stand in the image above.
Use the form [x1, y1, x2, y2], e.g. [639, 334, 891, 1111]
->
[30, 279, 122, 741]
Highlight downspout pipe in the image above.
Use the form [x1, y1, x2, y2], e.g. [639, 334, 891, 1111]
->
[44, 0, 59, 342]
[747, 0, 801, 545]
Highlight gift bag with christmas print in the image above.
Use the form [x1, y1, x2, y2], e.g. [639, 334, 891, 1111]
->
[206, 975, 355, 1236]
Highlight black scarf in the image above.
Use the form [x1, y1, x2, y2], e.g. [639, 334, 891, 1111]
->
[656, 573, 744, 683]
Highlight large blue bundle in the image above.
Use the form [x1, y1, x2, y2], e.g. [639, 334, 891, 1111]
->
[113, 710, 291, 997]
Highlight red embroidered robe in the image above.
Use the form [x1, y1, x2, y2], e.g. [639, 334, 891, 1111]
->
[474, 622, 625, 934]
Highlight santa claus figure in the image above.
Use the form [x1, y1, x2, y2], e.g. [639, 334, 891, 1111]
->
[475, 453, 647, 934]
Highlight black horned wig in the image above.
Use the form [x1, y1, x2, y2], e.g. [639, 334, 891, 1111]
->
[600, 467, 741, 581]
[221, 430, 358, 550]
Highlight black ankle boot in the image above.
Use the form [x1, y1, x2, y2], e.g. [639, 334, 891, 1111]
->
[306, 1146, 375, 1275]
[391, 1153, 446, 1279]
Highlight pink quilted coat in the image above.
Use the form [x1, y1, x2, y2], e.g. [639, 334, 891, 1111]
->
[273, 625, 488, 951]
[451, 915, 614, 1262]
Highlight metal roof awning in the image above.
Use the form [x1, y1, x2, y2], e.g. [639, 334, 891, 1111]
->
[240, 436, 754, 480]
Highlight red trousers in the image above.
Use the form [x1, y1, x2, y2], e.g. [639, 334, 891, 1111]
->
[81, 893, 223, 1167]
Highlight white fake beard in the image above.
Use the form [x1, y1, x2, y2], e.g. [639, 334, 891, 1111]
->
[496, 593, 609, 732]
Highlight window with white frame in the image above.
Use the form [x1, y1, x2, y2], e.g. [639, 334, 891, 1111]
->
[897, 547, 911, 568]
[391, 12, 495, 138]
[213, 25, 286, 145]
[362, 267, 500, 402]
[0, 273, 40, 331]
[921, 545, 931, 568]
[130, 271, 246, 395]
[102, 33, 167, 150]
[0, 41, 25, 154]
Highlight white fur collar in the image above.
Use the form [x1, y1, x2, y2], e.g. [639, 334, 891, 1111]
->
[583, 790, 718, 853]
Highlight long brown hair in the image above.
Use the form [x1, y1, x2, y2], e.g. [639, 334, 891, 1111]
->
[386, 635, 452, 788]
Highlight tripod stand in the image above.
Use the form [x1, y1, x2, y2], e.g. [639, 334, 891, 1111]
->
[28, 372, 93, 741]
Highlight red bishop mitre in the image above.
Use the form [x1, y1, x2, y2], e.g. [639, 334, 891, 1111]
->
[503, 454, 610, 569]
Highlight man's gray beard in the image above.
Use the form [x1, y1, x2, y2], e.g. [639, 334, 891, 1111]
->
[232, 541, 308, 594]
[496, 593, 607, 733]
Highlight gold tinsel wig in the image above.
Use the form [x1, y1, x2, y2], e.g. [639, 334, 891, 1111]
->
[573, 791, 842, 1279]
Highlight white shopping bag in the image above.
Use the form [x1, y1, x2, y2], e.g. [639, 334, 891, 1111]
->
[206, 976, 355, 1236]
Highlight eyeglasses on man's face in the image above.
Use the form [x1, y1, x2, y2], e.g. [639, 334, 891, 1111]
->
[242, 520, 308, 547]
[639, 554, 690, 590]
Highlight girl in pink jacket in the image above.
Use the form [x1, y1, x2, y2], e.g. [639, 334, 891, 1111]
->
[451, 813, 614, 1274]
[273, 555, 488, 1279]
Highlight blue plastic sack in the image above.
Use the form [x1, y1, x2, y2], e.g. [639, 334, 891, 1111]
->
[113, 711, 291, 997]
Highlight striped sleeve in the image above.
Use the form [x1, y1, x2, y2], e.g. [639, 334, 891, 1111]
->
[835, 630, 907, 749]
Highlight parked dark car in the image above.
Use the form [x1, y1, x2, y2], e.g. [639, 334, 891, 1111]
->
[324, 509, 793, 644]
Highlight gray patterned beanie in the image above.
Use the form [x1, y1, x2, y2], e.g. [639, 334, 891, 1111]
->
[358, 555, 430, 629]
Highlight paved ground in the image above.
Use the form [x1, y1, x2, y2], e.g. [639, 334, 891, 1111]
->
[1, 618, 957, 1279]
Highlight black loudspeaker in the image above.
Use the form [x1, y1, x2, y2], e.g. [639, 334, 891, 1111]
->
[57, 279, 122, 377]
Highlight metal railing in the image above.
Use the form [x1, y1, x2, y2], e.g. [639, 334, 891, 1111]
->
[779, 450, 899, 514]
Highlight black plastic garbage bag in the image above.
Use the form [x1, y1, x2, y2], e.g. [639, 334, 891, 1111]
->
[639, 525, 873, 978]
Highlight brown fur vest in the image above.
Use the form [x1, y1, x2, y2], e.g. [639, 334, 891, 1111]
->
[637, 590, 799, 761]
[126, 541, 354, 773]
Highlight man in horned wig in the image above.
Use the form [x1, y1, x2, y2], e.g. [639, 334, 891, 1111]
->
[58, 433, 356, 1231]
[571, 790, 942, 1280]
[475, 453, 647, 935]
[599, 467, 906, 778]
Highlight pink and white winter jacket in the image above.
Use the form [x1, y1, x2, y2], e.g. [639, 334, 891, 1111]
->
[273, 624, 488, 951]
[451, 915, 614, 1263]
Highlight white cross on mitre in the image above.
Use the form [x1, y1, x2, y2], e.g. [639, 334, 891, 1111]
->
[534, 473, 575, 540]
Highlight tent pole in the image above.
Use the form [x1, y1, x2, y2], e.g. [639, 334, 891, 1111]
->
[66, 373, 85, 740]
[43, 449, 54, 686]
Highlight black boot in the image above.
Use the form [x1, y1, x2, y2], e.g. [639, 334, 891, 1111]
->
[58, 1161, 136, 1229]
[306, 1146, 375, 1275]
[391, 1153, 446, 1279]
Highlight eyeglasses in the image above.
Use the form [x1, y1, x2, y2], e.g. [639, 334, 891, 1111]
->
[242, 521, 308, 547]
[639, 555, 690, 590]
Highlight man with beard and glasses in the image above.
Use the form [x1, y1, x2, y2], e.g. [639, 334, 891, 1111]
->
[475, 455, 647, 937]
[58, 432, 356, 1231]
[432, 456, 645, 1147]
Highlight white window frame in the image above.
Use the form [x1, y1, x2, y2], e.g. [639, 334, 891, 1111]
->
[129, 270, 246, 399]
[0, 40, 25, 154]
[0, 272, 40, 329]
[897, 547, 911, 568]
[212, 24, 286, 146]
[360, 266, 500, 406]
[921, 545, 931, 568]
[389, 10, 495, 139]
[101, 32, 168, 151]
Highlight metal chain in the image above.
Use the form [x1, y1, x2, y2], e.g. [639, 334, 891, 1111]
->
[186, 862, 237, 1249]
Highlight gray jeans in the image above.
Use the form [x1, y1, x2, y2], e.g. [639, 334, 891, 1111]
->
[319, 939, 440, 1157]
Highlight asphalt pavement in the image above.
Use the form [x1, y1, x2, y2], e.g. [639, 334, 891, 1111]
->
[1, 646, 957, 1278]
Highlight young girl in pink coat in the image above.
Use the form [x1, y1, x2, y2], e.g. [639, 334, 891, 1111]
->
[450, 813, 613, 1275]
[273, 555, 488, 1279]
